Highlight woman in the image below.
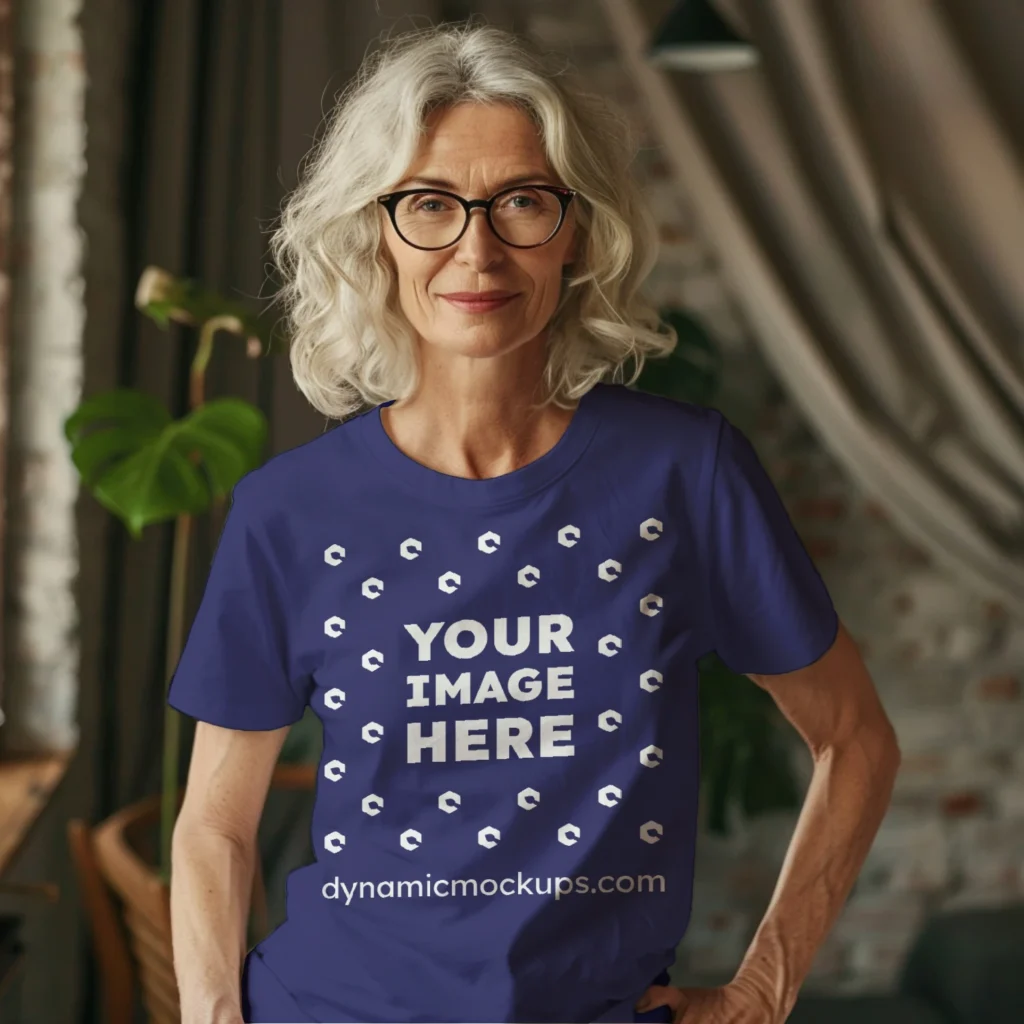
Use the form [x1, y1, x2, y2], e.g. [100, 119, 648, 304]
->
[167, 21, 900, 1024]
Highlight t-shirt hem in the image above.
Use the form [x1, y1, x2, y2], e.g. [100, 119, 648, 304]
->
[720, 605, 840, 677]
[167, 694, 307, 731]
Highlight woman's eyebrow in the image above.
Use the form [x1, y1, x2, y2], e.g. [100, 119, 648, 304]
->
[397, 173, 555, 191]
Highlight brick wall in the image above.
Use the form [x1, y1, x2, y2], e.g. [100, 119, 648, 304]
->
[520, 0, 1024, 994]
[2, 0, 85, 754]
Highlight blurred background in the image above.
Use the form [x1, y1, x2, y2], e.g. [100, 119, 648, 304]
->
[1, 0, 1023, 1022]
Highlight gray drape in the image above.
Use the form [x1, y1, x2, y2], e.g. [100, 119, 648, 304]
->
[602, 0, 1024, 612]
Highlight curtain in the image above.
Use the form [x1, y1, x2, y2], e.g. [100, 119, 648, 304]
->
[69, 3, 439, 1021]
[601, 0, 1024, 613]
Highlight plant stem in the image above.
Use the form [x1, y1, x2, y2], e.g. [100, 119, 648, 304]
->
[160, 511, 192, 881]
[159, 313, 245, 881]
[190, 315, 242, 409]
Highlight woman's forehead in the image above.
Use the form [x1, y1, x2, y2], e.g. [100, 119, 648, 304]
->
[413, 102, 545, 160]
[399, 126, 553, 191]
[395, 171, 557, 192]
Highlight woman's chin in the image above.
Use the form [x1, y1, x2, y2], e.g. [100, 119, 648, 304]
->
[420, 324, 534, 357]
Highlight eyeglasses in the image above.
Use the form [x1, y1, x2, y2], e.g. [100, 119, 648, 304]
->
[376, 184, 576, 250]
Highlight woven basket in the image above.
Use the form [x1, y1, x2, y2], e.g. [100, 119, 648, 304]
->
[89, 763, 315, 1024]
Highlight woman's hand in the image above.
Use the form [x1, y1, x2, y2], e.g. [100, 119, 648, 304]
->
[634, 976, 778, 1023]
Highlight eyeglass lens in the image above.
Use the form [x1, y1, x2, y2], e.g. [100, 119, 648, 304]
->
[394, 188, 562, 248]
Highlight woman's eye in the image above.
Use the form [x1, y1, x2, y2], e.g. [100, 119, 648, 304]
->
[502, 193, 536, 210]
[409, 195, 453, 213]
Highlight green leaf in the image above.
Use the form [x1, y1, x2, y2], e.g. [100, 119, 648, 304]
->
[64, 390, 268, 537]
[143, 300, 175, 329]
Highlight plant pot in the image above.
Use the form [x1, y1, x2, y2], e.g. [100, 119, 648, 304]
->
[92, 792, 180, 1023]
[90, 763, 315, 1024]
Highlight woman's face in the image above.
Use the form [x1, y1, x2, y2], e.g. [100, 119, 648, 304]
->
[380, 102, 577, 363]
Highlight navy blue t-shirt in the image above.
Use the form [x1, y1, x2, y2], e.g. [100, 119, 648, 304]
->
[167, 381, 838, 1023]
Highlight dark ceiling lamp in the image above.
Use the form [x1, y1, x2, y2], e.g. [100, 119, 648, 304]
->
[648, 0, 759, 72]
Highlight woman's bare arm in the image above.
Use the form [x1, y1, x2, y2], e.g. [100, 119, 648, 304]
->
[730, 619, 901, 1019]
[170, 721, 290, 1024]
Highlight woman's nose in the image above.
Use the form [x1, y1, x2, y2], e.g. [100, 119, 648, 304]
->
[453, 208, 505, 266]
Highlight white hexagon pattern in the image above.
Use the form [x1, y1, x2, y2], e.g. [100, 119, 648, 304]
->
[400, 537, 422, 559]
[478, 826, 501, 848]
[557, 524, 580, 547]
[478, 531, 501, 554]
[400, 829, 423, 851]
[517, 565, 540, 587]
[323, 544, 346, 566]
[557, 823, 581, 846]
[640, 820, 664, 843]
[639, 669, 663, 693]
[640, 745, 664, 768]
[438, 571, 461, 593]
[517, 787, 540, 810]
[323, 687, 346, 710]
[438, 791, 461, 814]
[639, 518, 663, 541]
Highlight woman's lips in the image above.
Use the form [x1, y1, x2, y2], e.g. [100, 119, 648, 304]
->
[442, 294, 518, 313]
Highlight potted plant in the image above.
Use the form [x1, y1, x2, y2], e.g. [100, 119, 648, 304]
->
[64, 268, 319, 1021]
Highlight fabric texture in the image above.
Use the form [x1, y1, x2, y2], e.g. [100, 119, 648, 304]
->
[601, 0, 1024, 613]
[171, 382, 838, 1023]
[241, 949, 673, 1023]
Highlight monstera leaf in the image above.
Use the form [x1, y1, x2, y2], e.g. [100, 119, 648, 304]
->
[64, 388, 267, 537]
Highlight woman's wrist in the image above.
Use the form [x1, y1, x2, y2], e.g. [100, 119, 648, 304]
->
[179, 989, 244, 1024]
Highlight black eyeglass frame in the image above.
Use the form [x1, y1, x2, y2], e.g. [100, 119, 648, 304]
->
[376, 184, 577, 250]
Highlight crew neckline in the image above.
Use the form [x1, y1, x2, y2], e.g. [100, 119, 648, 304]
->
[353, 383, 607, 508]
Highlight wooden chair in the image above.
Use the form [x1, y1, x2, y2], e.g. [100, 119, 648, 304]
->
[68, 763, 315, 1024]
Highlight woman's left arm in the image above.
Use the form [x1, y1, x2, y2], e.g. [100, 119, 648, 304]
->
[637, 618, 901, 1023]
[729, 618, 900, 1018]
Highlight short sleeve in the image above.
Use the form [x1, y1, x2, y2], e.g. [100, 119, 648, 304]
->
[167, 476, 311, 729]
[702, 411, 839, 675]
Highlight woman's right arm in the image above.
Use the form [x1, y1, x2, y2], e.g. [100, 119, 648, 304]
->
[170, 720, 290, 1024]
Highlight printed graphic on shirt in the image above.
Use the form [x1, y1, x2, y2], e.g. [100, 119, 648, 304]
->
[314, 515, 673, 869]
